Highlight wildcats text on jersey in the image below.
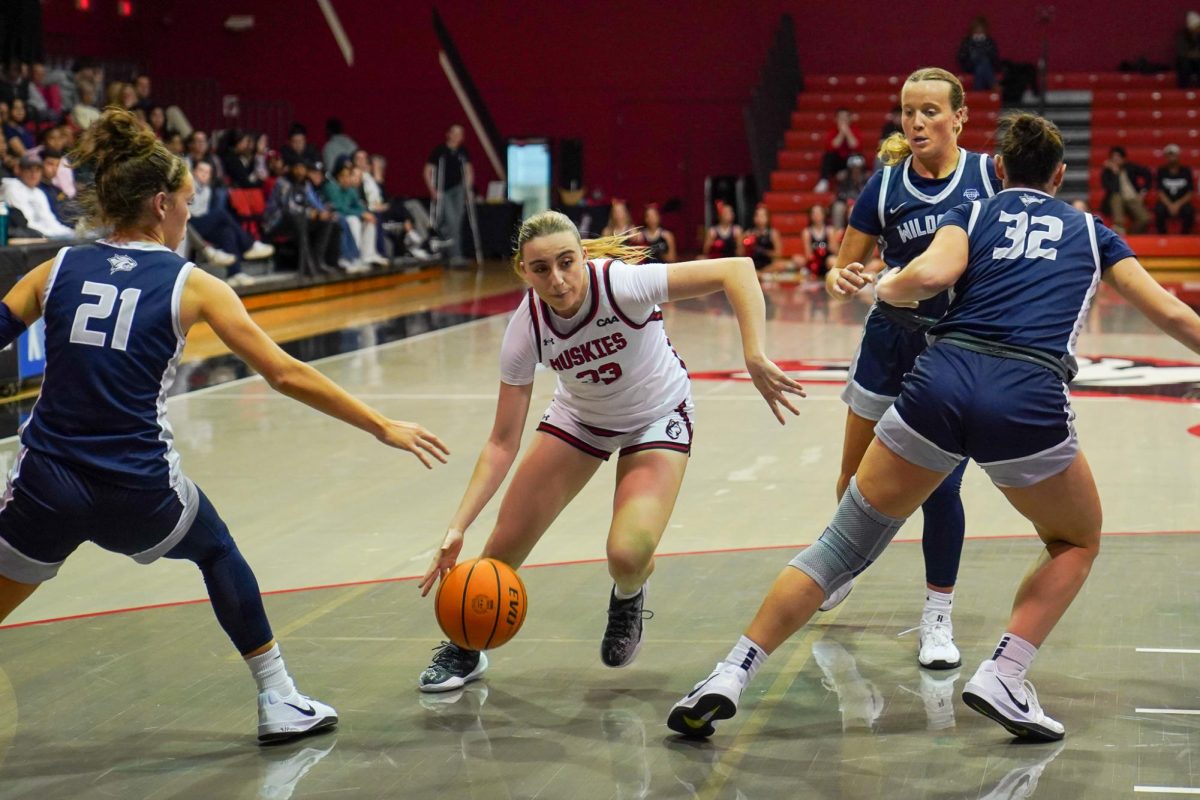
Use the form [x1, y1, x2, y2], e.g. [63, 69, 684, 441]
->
[898, 213, 946, 244]
[548, 332, 628, 371]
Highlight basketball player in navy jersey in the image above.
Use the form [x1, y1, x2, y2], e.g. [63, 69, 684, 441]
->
[415, 210, 805, 692]
[819, 67, 1003, 672]
[670, 112, 1200, 741]
[0, 109, 449, 744]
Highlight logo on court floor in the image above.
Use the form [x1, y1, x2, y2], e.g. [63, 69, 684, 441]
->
[107, 254, 137, 274]
[690, 356, 1200, 405]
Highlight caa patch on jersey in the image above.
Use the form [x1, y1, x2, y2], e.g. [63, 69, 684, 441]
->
[107, 254, 137, 274]
[690, 356, 1200, 404]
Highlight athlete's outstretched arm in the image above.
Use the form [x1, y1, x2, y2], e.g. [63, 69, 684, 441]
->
[420, 380, 533, 595]
[665, 256, 806, 423]
[182, 269, 449, 467]
[0, 258, 54, 327]
[1104, 257, 1200, 352]
[875, 226, 969, 305]
[826, 225, 884, 300]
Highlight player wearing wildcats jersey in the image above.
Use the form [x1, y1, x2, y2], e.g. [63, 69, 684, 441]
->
[417, 210, 805, 692]
[819, 67, 1003, 672]
[0, 109, 448, 744]
[669, 113, 1200, 742]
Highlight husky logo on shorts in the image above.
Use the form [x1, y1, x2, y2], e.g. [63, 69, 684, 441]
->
[963, 188, 979, 201]
[666, 419, 682, 440]
[107, 254, 137, 274]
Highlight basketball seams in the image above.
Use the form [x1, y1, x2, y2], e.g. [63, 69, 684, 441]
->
[482, 558, 502, 649]
[459, 559, 479, 649]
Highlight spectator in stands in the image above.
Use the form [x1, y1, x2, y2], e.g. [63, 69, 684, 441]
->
[70, 81, 99, 130]
[185, 130, 217, 174]
[424, 124, 473, 264]
[133, 74, 154, 112]
[814, 108, 860, 193]
[282, 123, 320, 167]
[324, 158, 387, 271]
[744, 204, 783, 271]
[2, 153, 74, 238]
[147, 106, 168, 140]
[353, 149, 388, 214]
[37, 149, 71, 225]
[1101, 145, 1152, 234]
[831, 153, 869, 229]
[3, 98, 32, 156]
[104, 81, 133, 111]
[637, 203, 677, 263]
[957, 15, 1000, 91]
[323, 118, 357, 176]
[1177, 11, 1200, 88]
[601, 198, 635, 237]
[264, 149, 286, 196]
[1071, 199, 1091, 213]
[0, 62, 26, 107]
[190, 160, 275, 286]
[800, 203, 840, 279]
[33, 126, 76, 200]
[1155, 143, 1196, 234]
[880, 105, 902, 139]
[220, 130, 263, 189]
[265, 158, 339, 277]
[28, 64, 61, 123]
[702, 201, 744, 258]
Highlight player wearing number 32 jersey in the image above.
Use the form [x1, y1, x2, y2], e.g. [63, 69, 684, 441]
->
[416, 210, 805, 693]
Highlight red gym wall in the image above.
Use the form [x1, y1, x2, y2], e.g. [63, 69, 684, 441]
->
[42, 0, 1197, 247]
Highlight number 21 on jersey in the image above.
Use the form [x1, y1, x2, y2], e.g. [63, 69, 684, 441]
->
[69, 281, 141, 351]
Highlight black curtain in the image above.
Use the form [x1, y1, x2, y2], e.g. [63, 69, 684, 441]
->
[0, 0, 43, 66]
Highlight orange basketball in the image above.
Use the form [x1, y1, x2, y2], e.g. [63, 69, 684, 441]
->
[435, 557, 528, 650]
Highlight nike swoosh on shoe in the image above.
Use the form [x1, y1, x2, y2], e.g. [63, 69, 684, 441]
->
[284, 702, 318, 717]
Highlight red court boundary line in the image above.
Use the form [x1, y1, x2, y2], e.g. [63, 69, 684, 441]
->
[4, 526, 1198, 631]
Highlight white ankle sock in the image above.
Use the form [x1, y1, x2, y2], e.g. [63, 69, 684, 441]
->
[991, 632, 1037, 680]
[614, 583, 644, 601]
[723, 635, 768, 682]
[246, 643, 297, 697]
[921, 592, 950, 623]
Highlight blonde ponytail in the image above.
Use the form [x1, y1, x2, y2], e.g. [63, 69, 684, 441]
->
[877, 132, 911, 167]
[511, 210, 650, 275]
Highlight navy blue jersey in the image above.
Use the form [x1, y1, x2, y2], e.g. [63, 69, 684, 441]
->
[850, 148, 1001, 317]
[930, 188, 1135, 367]
[21, 241, 195, 489]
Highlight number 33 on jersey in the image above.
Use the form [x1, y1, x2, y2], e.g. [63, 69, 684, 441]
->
[500, 259, 690, 432]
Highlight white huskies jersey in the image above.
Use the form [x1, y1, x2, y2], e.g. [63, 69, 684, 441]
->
[500, 259, 691, 431]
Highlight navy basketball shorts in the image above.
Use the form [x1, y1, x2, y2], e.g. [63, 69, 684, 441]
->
[874, 344, 1079, 488]
[0, 448, 200, 584]
[536, 397, 695, 460]
[841, 308, 931, 421]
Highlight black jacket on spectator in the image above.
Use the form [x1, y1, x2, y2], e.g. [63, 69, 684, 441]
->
[221, 152, 261, 189]
[1100, 162, 1153, 215]
[958, 35, 999, 73]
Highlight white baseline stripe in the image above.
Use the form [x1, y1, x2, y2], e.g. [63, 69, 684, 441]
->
[1137, 648, 1200, 655]
[1135, 787, 1200, 795]
[1135, 708, 1200, 715]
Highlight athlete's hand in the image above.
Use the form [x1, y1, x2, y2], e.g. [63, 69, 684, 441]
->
[746, 354, 806, 424]
[874, 267, 918, 308]
[827, 262, 874, 299]
[376, 420, 450, 468]
[419, 528, 464, 596]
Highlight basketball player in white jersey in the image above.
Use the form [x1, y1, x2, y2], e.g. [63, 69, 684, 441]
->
[415, 210, 805, 691]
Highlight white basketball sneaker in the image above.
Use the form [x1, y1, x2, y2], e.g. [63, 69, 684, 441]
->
[907, 607, 961, 670]
[257, 689, 338, 744]
[961, 660, 1065, 742]
[819, 579, 854, 612]
[667, 663, 747, 738]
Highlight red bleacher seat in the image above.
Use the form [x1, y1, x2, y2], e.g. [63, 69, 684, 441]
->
[770, 170, 818, 190]
[1124, 235, 1200, 258]
[771, 212, 810, 234]
[1091, 107, 1200, 127]
[780, 234, 805, 255]
[779, 151, 823, 169]
[762, 191, 835, 212]
[1047, 72, 1173, 90]
[1091, 128, 1200, 148]
[1092, 89, 1200, 109]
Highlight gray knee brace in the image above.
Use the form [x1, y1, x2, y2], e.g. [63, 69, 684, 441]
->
[788, 477, 907, 593]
